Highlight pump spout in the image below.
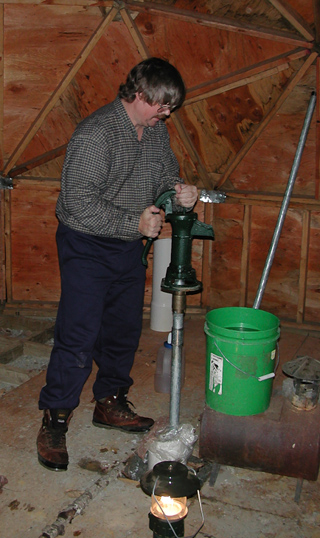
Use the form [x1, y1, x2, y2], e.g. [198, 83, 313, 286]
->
[191, 219, 215, 239]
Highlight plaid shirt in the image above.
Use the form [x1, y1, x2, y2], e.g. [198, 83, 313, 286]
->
[56, 97, 183, 241]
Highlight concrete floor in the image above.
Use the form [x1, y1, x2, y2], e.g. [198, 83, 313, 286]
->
[0, 315, 319, 538]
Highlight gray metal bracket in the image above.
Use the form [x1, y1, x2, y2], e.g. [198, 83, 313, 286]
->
[0, 176, 13, 190]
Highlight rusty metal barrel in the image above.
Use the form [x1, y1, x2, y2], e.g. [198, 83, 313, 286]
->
[199, 392, 320, 480]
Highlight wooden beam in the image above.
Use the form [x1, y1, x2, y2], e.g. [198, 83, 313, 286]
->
[185, 48, 308, 105]
[0, 4, 4, 302]
[268, 0, 315, 41]
[119, 10, 214, 190]
[4, 190, 12, 302]
[225, 191, 320, 209]
[297, 210, 310, 324]
[215, 51, 319, 189]
[314, 0, 320, 43]
[201, 202, 214, 308]
[0, 4, 3, 169]
[240, 205, 251, 307]
[0, 1, 114, 5]
[120, 7, 150, 59]
[187, 64, 290, 107]
[316, 56, 320, 200]
[9, 145, 67, 178]
[171, 114, 213, 189]
[125, 1, 314, 48]
[2, 6, 118, 176]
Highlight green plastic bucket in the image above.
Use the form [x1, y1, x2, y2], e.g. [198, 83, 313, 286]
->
[205, 307, 280, 416]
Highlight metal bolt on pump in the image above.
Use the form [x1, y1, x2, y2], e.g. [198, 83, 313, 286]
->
[142, 189, 218, 427]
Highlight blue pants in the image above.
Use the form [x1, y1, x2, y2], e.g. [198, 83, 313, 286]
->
[39, 223, 146, 410]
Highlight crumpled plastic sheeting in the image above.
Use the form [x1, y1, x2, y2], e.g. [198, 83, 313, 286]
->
[148, 423, 198, 469]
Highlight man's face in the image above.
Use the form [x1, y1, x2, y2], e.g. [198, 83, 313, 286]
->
[135, 93, 171, 127]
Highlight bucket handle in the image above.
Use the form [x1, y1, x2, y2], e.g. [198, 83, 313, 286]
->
[212, 338, 279, 381]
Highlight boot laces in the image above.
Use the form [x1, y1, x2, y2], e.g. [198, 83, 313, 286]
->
[117, 397, 137, 418]
[49, 428, 67, 450]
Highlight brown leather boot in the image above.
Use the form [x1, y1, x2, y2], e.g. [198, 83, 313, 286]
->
[37, 409, 73, 471]
[92, 388, 154, 433]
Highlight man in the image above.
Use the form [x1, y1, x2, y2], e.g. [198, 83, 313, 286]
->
[37, 57, 198, 471]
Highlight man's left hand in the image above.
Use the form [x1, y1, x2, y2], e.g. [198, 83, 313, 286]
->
[175, 184, 198, 208]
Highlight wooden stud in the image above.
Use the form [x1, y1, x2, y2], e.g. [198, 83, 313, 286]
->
[240, 205, 251, 307]
[201, 201, 214, 308]
[316, 56, 320, 200]
[4, 190, 12, 302]
[297, 210, 311, 324]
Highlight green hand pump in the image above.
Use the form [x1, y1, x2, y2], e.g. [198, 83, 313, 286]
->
[142, 190, 215, 428]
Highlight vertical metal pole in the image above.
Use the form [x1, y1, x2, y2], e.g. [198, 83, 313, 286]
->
[253, 91, 317, 310]
[169, 292, 186, 428]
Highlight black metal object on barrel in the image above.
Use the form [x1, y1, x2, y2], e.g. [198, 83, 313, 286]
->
[199, 392, 320, 481]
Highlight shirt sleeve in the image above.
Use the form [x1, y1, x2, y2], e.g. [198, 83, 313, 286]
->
[57, 136, 141, 239]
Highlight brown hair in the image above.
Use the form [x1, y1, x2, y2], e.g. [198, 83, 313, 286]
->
[118, 57, 186, 109]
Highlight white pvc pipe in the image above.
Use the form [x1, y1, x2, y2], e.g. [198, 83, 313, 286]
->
[150, 238, 173, 332]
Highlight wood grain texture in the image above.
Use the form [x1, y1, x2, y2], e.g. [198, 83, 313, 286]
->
[0, 1, 318, 327]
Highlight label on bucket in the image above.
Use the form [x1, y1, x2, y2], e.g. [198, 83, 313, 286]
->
[209, 353, 223, 395]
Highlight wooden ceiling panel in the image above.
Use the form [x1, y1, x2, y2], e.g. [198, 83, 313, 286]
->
[175, 64, 295, 180]
[228, 70, 317, 195]
[3, 5, 102, 158]
[2, 0, 316, 191]
[135, 13, 295, 89]
[16, 20, 142, 167]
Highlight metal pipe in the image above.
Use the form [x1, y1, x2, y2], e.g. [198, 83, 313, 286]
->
[253, 91, 317, 310]
[169, 292, 186, 428]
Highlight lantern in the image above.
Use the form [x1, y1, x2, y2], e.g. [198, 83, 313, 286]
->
[140, 461, 203, 538]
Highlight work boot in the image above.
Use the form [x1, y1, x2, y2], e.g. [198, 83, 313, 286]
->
[37, 409, 73, 471]
[92, 388, 154, 433]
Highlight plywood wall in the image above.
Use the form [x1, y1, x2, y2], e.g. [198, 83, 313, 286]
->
[0, 0, 319, 330]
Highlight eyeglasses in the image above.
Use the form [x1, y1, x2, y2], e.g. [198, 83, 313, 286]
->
[157, 103, 176, 113]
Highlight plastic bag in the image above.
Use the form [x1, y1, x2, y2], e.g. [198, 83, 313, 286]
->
[147, 423, 198, 470]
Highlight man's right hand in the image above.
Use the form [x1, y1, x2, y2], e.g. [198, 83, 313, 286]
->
[138, 205, 163, 238]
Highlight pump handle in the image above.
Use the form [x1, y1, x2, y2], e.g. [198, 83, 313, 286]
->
[141, 189, 176, 267]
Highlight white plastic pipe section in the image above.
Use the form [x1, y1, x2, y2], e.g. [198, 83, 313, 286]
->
[150, 238, 173, 332]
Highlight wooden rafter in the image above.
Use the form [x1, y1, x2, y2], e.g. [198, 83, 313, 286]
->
[314, 0, 320, 43]
[125, 1, 314, 48]
[0, 0, 114, 4]
[121, 7, 212, 188]
[297, 210, 310, 323]
[316, 57, 320, 200]
[216, 51, 319, 189]
[9, 145, 67, 178]
[120, 7, 150, 59]
[185, 48, 308, 104]
[0, 4, 3, 168]
[268, 0, 315, 41]
[0, 4, 4, 303]
[2, 6, 118, 176]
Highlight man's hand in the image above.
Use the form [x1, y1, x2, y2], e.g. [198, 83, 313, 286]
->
[175, 184, 198, 208]
[139, 205, 163, 238]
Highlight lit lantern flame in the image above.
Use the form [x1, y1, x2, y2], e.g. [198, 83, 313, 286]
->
[151, 495, 188, 521]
